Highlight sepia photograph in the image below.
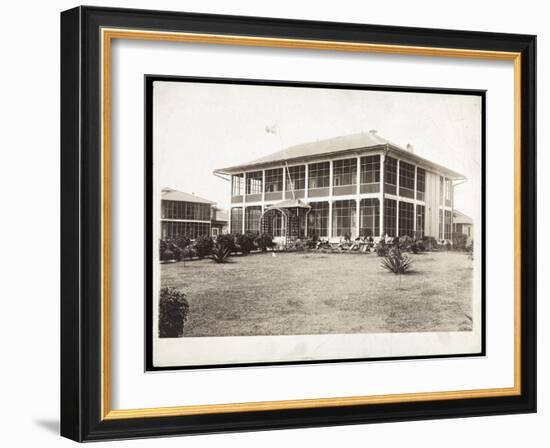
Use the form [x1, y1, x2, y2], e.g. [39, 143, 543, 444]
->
[148, 77, 484, 369]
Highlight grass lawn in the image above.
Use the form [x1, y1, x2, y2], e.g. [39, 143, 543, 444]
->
[161, 251, 474, 337]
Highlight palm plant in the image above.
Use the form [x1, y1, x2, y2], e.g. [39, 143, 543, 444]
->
[381, 248, 413, 274]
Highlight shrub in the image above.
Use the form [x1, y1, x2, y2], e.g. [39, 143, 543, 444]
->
[287, 238, 306, 251]
[173, 236, 191, 251]
[181, 246, 197, 260]
[381, 248, 413, 274]
[360, 228, 373, 238]
[398, 235, 414, 252]
[159, 238, 186, 261]
[236, 232, 256, 254]
[466, 241, 474, 260]
[452, 232, 468, 251]
[375, 239, 389, 257]
[193, 235, 214, 258]
[169, 241, 183, 261]
[422, 236, 437, 251]
[158, 287, 189, 337]
[160, 249, 175, 262]
[255, 233, 275, 252]
[305, 234, 319, 249]
[211, 234, 235, 263]
[216, 233, 236, 251]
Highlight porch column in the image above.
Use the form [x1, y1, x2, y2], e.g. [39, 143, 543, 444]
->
[261, 169, 266, 204]
[396, 159, 400, 237]
[413, 165, 417, 235]
[379, 153, 385, 237]
[328, 160, 334, 239]
[356, 156, 361, 238]
[304, 164, 309, 237]
[329, 159, 333, 197]
[242, 173, 246, 234]
[282, 166, 286, 200]
[442, 178, 446, 240]
[328, 201, 333, 239]
[304, 163, 309, 202]
[228, 175, 232, 234]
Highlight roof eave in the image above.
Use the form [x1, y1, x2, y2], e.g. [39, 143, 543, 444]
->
[214, 144, 388, 175]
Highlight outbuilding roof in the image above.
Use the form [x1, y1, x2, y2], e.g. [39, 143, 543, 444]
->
[453, 210, 474, 225]
[214, 131, 465, 180]
[161, 188, 215, 204]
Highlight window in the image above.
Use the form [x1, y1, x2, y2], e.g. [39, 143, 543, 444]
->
[161, 221, 211, 239]
[333, 158, 357, 186]
[245, 206, 262, 233]
[264, 168, 283, 192]
[286, 165, 306, 190]
[416, 168, 425, 201]
[399, 161, 415, 198]
[332, 200, 356, 237]
[246, 171, 262, 195]
[211, 227, 219, 237]
[399, 201, 414, 237]
[232, 174, 244, 197]
[445, 210, 452, 240]
[231, 207, 243, 234]
[360, 198, 379, 237]
[384, 198, 397, 236]
[439, 176, 444, 205]
[161, 201, 211, 221]
[439, 208, 444, 240]
[307, 201, 329, 238]
[308, 162, 330, 189]
[384, 157, 397, 185]
[416, 204, 425, 238]
[360, 155, 380, 184]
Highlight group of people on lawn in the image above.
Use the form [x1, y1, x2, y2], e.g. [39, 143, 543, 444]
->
[313, 234, 396, 253]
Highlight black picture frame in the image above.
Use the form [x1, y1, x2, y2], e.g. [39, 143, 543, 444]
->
[61, 5, 536, 442]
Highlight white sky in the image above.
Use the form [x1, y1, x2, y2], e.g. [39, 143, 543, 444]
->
[154, 81, 482, 218]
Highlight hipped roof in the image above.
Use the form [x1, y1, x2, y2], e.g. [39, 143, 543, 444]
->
[161, 188, 215, 204]
[214, 131, 465, 180]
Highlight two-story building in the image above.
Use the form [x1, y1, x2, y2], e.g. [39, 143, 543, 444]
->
[214, 131, 465, 243]
[160, 188, 228, 239]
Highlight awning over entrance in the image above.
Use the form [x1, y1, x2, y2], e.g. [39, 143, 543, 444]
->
[261, 199, 310, 243]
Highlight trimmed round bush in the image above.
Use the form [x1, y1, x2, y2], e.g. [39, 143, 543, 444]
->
[160, 249, 175, 261]
[254, 233, 274, 252]
[236, 232, 256, 254]
[193, 235, 214, 258]
[159, 287, 189, 338]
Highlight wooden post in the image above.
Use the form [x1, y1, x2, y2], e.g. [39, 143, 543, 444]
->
[379, 153, 385, 237]
[356, 156, 361, 238]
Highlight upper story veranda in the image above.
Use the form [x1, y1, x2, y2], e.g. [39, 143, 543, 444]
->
[214, 131, 464, 209]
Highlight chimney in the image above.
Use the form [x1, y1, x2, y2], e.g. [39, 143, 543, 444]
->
[406, 144, 414, 153]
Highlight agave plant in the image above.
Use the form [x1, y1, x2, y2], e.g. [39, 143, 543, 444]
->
[211, 234, 235, 263]
[381, 248, 413, 274]
[211, 244, 232, 263]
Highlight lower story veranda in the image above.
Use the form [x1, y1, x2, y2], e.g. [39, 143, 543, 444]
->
[230, 197, 453, 242]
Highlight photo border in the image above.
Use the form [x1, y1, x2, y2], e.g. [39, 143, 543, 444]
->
[144, 75, 487, 372]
